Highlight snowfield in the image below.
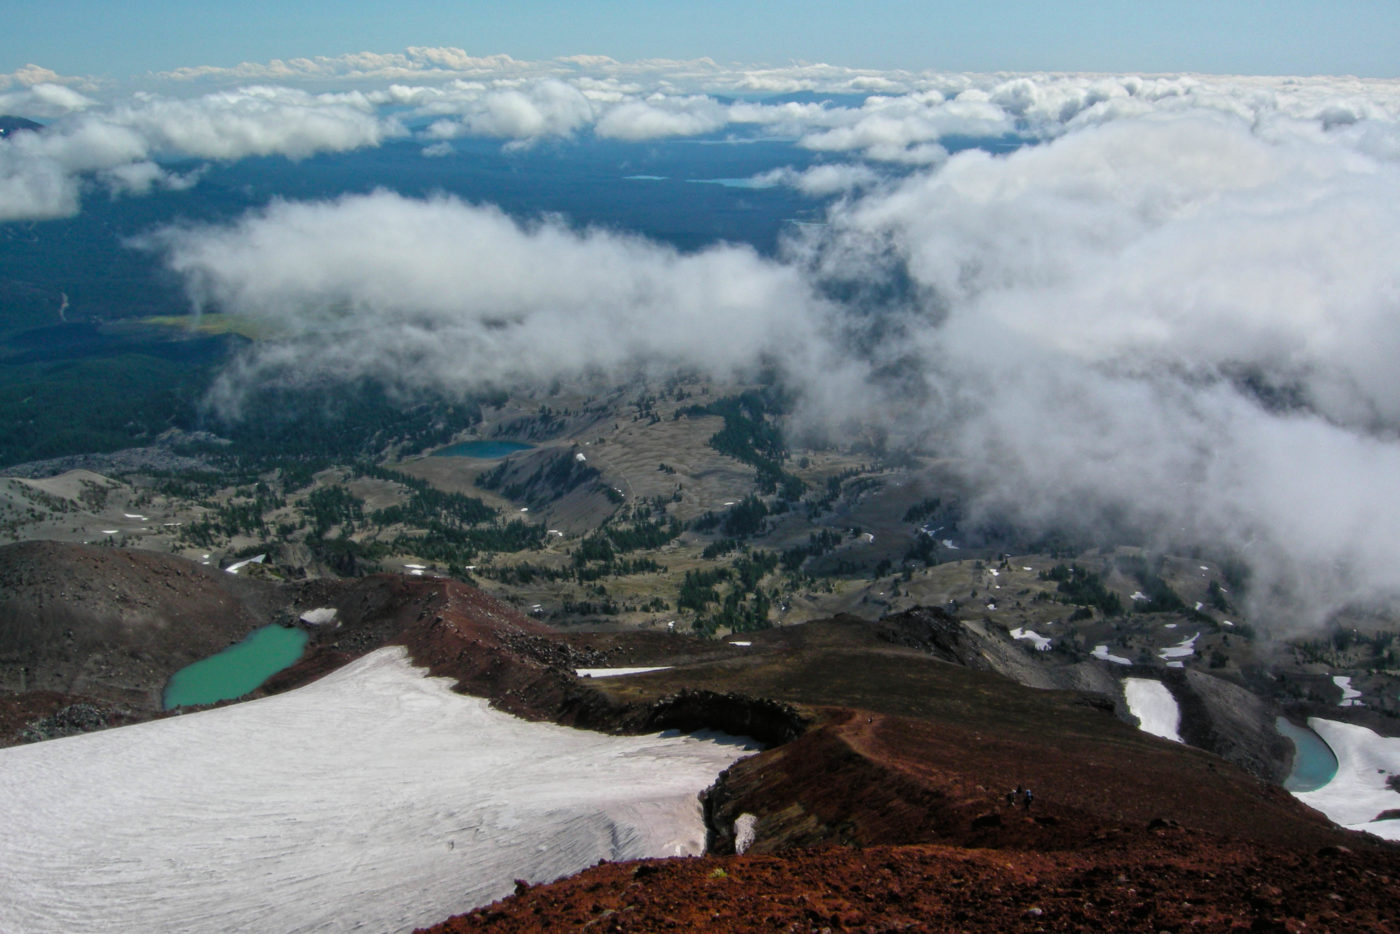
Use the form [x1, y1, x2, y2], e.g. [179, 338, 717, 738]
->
[1092, 644, 1132, 666]
[1332, 674, 1363, 707]
[575, 666, 672, 678]
[0, 647, 758, 933]
[1293, 718, 1400, 842]
[1158, 633, 1199, 661]
[1009, 627, 1052, 651]
[1123, 677, 1182, 743]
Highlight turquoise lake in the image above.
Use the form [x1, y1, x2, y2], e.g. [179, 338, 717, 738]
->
[431, 440, 534, 458]
[1276, 716, 1340, 792]
[162, 625, 310, 710]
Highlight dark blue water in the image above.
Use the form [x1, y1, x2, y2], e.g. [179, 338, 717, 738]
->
[432, 440, 534, 458]
[1276, 716, 1339, 792]
[0, 132, 1027, 331]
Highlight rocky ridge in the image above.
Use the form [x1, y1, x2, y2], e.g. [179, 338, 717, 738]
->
[2, 543, 1398, 931]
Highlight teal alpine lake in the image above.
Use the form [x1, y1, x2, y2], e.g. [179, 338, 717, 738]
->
[162, 625, 310, 710]
[431, 440, 534, 458]
[1276, 716, 1340, 792]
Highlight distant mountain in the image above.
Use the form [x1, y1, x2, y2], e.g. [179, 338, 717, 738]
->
[0, 116, 43, 138]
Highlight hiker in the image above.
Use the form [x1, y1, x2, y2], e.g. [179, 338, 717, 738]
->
[1023, 788, 1034, 810]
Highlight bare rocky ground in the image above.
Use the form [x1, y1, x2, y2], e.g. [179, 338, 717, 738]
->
[424, 838, 1398, 933]
[2, 543, 1397, 931]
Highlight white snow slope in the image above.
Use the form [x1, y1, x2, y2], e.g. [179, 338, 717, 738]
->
[1122, 677, 1182, 743]
[1092, 644, 1132, 665]
[1293, 717, 1400, 842]
[0, 647, 758, 933]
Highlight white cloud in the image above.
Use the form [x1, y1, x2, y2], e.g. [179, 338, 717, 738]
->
[0, 82, 97, 118]
[796, 91, 1008, 162]
[145, 189, 840, 414]
[12, 53, 1400, 630]
[460, 80, 595, 139]
[7, 56, 1400, 221]
[140, 95, 1400, 631]
[111, 86, 397, 160]
[0, 119, 147, 220]
[595, 95, 728, 140]
[754, 163, 883, 196]
[806, 109, 1400, 628]
[0, 85, 402, 220]
[0, 156, 78, 221]
[100, 160, 205, 197]
[0, 64, 86, 91]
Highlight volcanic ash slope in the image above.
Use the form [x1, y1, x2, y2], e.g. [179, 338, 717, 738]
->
[0, 647, 758, 934]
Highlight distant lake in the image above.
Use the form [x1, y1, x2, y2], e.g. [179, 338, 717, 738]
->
[162, 625, 309, 710]
[432, 440, 534, 458]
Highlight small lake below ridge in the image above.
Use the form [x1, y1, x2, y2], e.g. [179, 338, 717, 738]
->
[163, 625, 310, 710]
[1276, 716, 1340, 792]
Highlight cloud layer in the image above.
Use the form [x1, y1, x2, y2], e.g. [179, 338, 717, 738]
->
[146, 84, 1400, 632]
[1, 80, 401, 220]
[11, 52, 1400, 631]
[149, 189, 841, 407]
[6, 54, 1400, 220]
[808, 110, 1400, 627]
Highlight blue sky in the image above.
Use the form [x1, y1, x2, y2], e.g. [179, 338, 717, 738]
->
[4, 0, 1398, 78]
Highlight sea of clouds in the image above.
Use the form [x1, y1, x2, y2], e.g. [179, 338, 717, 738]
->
[7, 52, 1400, 630]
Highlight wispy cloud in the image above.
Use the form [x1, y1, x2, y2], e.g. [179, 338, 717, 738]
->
[142, 82, 1400, 631]
[0, 84, 402, 220]
[12, 51, 1400, 630]
[6, 53, 1400, 221]
[144, 188, 841, 409]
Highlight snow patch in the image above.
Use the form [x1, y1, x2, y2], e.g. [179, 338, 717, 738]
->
[575, 667, 672, 678]
[1092, 644, 1132, 666]
[1334, 675, 1364, 707]
[298, 607, 338, 626]
[224, 553, 266, 574]
[1123, 678, 1182, 743]
[1293, 718, 1400, 841]
[734, 814, 758, 855]
[0, 648, 754, 933]
[1159, 633, 1199, 661]
[1010, 627, 1052, 651]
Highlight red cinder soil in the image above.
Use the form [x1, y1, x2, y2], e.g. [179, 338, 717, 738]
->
[422, 837, 1398, 933]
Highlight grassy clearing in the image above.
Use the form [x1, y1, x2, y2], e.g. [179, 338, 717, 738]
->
[140, 314, 269, 340]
